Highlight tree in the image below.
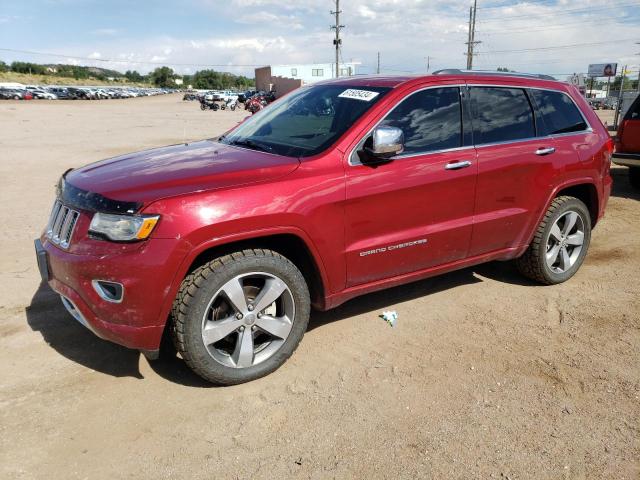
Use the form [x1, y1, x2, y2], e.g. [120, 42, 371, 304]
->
[149, 66, 176, 88]
[10, 61, 46, 75]
[125, 70, 144, 83]
[192, 69, 254, 90]
[0, 61, 8, 73]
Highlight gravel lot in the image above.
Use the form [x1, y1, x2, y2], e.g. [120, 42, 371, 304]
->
[1, 94, 638, 479]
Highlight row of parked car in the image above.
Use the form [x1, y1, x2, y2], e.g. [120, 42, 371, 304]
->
[184, 89, 277, 114]
[587, 97, 618, 110]
[0, 85, 175, 100]
[183, 89, 275, 103]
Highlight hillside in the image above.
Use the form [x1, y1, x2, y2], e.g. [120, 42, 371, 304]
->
[0, 71, 152, 87]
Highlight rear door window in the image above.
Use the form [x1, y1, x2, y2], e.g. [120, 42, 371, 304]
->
[469, 87, 535, 144]
[530, 89, 588, 135]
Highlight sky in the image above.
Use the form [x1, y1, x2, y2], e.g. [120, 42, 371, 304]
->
[0, 0, 638, 79]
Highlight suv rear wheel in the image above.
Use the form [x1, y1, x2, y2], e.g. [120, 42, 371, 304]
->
[516, 196, 591, 284]
[172, 249, 310, 385]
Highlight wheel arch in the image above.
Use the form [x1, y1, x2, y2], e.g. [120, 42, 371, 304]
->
[183, 233, 327, 309]
[521, 178, 600, 254]
[554, 182, 599, 227]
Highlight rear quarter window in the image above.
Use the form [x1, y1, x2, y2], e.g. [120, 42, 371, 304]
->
[530, 89, 588, 135]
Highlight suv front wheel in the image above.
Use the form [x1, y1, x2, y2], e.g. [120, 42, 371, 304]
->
[172, 249, 310, 385]
[516, 196, 592, 284]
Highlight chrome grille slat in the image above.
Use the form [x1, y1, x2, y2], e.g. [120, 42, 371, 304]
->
[45, 200, 79, 249]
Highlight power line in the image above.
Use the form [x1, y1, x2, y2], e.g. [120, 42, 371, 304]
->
[478, 16, 640, 35]
[479, 2, 640, 22]
[476, 38, 639, 55]
[477, 0, 560, 11]
[0, 47, 267, 67]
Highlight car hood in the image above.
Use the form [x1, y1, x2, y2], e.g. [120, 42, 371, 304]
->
[65, 140, 300, 206]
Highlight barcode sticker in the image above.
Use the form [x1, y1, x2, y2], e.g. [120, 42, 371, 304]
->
[338, 89, 380, 101]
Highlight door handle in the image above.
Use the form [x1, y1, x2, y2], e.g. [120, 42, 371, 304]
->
[535, 147, 556, 156]
[445, 160, 472, 170]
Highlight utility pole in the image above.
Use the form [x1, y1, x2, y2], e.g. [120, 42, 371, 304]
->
[426, 56, 430, 73]
[330, 0, 344, 78]
[465, 0, 480, 70]
[377, 52, 380, 74]
[614, 65, 627, 128]
[636, 44, 640, 92]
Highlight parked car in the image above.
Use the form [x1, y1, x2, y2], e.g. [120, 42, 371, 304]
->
[0, 88, 32, 100]
[588, 98, 604, 110]
[238, 90, 256, 103]
[613, 94, 640, 188]
[35, 70, 613, 385]
[27, 87, 58, 100]
[48, 87, 71, 99]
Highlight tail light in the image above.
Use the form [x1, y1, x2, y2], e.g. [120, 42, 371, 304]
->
[606, 137, 615, 154]
[603, 137, 614, 176]
[615, 121, 626, 151]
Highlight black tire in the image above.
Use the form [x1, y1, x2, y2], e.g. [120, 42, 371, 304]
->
[200, 103, 206, 110]
[629, 167, 640, 190]
[230, 104, 236, 111]
[171, 249, 310, 385]
[516, 196, 591, 285]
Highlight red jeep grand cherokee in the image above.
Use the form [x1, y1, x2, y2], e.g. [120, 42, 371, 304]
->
[613, 94, 640, 188]
[35, 70, 613, 384]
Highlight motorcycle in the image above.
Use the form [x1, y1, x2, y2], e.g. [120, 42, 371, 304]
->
[199, 97, 219, 111]
[246, 95, 268, 114]
[221, 97, 238, 111]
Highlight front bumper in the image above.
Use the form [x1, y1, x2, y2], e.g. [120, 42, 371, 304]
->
[612, 152, 640, 168]
[35, 236, 182, 351]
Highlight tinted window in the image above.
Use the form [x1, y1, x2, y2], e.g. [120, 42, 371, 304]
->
[625, 96, 640, 120]
[530, 89, 587, 135]
[220, 85, 390, 158]
[470, 87, 535, 144]
[379, 87, 462, 155]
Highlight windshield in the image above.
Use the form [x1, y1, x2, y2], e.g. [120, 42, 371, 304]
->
[219, 85, 391, 158]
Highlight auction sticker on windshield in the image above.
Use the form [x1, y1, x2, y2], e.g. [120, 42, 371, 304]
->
[338, 89, 380, 101]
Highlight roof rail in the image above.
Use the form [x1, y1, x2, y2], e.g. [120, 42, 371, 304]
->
[432, 69, 556, 81]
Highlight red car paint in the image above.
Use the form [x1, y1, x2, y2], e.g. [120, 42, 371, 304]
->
[613, 95, 640, 158]
[38, 73, 612, 353]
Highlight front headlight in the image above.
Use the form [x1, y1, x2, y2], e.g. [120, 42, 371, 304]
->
[89, 213, 160, 242]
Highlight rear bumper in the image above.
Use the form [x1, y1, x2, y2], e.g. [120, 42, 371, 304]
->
[613, 152, 640, 168]
[35, 236, 182, 351]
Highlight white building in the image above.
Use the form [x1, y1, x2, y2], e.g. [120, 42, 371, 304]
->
[255, 62, 360, 98]
[269, 62, 358, 84]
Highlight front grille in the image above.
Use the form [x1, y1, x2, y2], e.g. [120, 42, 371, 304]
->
[46, 200, 80, 249]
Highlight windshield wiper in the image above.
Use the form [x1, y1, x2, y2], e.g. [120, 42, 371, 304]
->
[228, 138, 273, 153]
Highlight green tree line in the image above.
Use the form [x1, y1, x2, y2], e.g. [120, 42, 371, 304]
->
[0, 60, 255, 89]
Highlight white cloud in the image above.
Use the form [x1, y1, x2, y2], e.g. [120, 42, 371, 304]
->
[88, 51, 101, 59]
[357, 5, 377, 20]
[24, 0, 637, 79]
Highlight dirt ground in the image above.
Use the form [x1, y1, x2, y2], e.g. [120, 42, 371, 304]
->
[1, 94, 638, 479]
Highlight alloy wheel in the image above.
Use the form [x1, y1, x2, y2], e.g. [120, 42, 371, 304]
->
[545, 211, 585, 274]
[200, 272, 295, 368]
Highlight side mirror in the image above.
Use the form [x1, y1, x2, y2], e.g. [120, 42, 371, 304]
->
[367, 126, 404, 159]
